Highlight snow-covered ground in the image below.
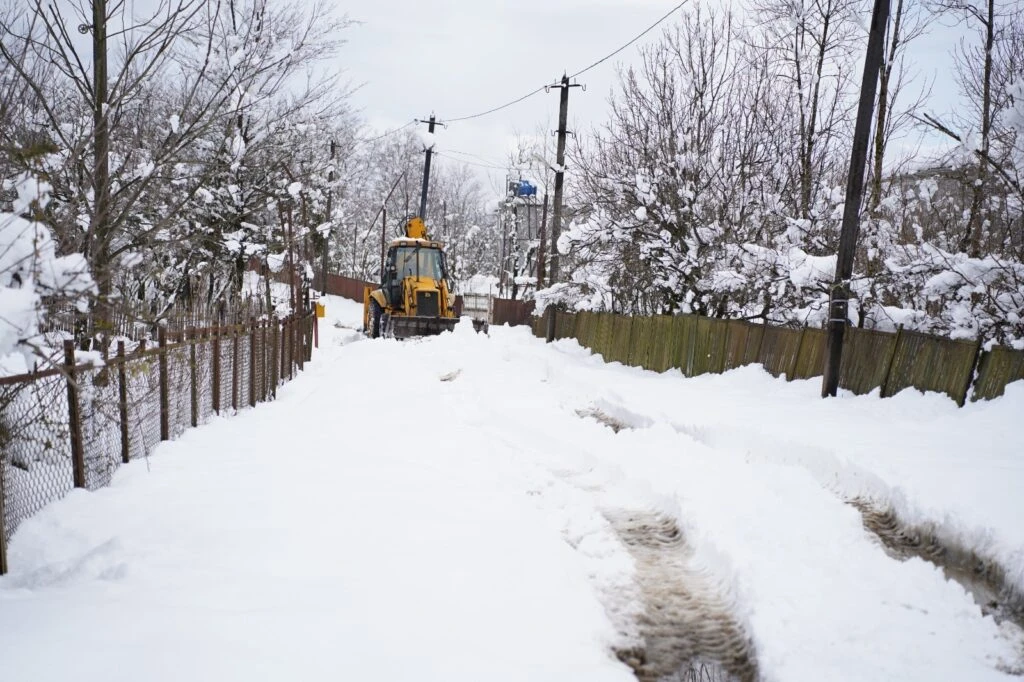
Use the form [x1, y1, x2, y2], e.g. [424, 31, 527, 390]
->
[2, 296, 1022, 681]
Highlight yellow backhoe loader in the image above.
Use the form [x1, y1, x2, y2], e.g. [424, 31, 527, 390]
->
[363, 217, 459, 339]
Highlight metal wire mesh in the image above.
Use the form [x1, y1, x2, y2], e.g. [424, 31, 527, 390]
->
[168, 346, 190, 437]
[125, 354, 162, 462]
[254, 327, 267, 403]
[79, 368, 123, 490]
[225, 335, 239, 413]
[197, 341, 214, 424]
[0, 375, 74, 536]
[237, 331, 252, 410]
[1, 313, 315, 574]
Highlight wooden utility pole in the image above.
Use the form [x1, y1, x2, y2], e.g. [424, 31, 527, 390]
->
[417, 115, 438, 220]
[822, 0, 891, 398]
[548, 75, 582, 283]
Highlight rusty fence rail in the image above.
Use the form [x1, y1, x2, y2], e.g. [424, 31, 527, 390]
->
[0, 311, 318, 575]
[530, 309, 1024, 406]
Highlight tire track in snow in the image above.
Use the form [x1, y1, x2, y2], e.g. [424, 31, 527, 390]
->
[573, 405, 757, 680]
[852, 498, 1024, 633]
[665, 417, 1024, 638]
[604, 510, 758, 682]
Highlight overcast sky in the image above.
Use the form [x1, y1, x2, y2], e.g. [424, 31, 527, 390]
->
[334, 0, 967, 197]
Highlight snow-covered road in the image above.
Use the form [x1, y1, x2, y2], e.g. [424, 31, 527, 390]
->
[2, 295, 1022, 681]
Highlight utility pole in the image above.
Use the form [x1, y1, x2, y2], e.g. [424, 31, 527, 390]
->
[537, 192, 549, 288]
[547, 75, 583, 284]
[821, 0, 890, 398]
[416, 114, 439, 220]
[322, 139, 335, 294]
[83, 0, 110, 350]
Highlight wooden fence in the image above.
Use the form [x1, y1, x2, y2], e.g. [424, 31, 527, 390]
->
[492, 298, 535, 327]
[0, 311, 318, 576]
[319, 273, 376, 302]
[531, 310, 1024, 405]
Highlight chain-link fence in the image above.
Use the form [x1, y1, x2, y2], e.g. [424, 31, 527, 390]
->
[0, 312, 317, 575]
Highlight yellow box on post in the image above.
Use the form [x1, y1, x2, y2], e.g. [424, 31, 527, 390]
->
[315, 301, 325, 318]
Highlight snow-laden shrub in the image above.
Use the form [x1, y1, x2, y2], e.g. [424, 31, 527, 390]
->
[1, 175, 94, 375]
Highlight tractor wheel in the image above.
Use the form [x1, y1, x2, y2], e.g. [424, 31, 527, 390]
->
[368, 300, 382, 339]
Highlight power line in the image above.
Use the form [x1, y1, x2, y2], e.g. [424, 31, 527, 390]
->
[443, 148, 509, 168]
[444, 1, 688, 124]
[434, 152, 512, 171]
[569, 1, 687, 80]
[446, 86, 548, 124]
[354, 120, 416, 147]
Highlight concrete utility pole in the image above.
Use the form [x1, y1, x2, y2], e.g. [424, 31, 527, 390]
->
[821, 0, 891, 398]
[322, 139, 335, 293]
[537, 192, 549, 287]
[548, 75, 583, 283]
[417, 115, 437, 220]
[84, 0, 110, 350]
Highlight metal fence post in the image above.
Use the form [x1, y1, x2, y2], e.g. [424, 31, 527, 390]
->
[249, 318, 257, 408]
[0, 455, 7, 575]
[189, 327, 199, 427]
[158, 327, 170, 441]
[212, 327, 221, 414]
[232, 325, 240, 412]
[64, 340, 86, 487]
[117, 341, 129, 463]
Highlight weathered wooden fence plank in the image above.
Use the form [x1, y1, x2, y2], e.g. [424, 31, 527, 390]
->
[758, 326, 803, 378]
[972, 346, 1024, 401]
[882, 330, 979, 404]
[838, 327, 897, 395]
[793, 328, 827, 380]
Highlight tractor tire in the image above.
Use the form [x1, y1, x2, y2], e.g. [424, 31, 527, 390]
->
[368, 300, 382, 339]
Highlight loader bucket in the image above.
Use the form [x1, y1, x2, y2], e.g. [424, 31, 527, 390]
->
[387, 315, 459, 339]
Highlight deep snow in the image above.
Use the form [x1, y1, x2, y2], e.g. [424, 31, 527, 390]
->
[1, 295, 1022, 681]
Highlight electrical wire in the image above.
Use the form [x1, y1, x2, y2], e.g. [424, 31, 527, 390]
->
[443, 148, 510, 168]
[434, 152, 512, 171]
[445, 86, 548, 124]
[444, 1, 688, 124]
[354, 120, 416, 147]
[568, 1, 687, 80]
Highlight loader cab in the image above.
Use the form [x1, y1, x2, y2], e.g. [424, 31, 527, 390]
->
[382, 243, 450, 308]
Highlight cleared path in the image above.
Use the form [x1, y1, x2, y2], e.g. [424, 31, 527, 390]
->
[1, 296, 1022, 681]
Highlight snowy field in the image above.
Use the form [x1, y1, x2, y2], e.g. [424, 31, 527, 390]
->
[1, 295, 1022, 681]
